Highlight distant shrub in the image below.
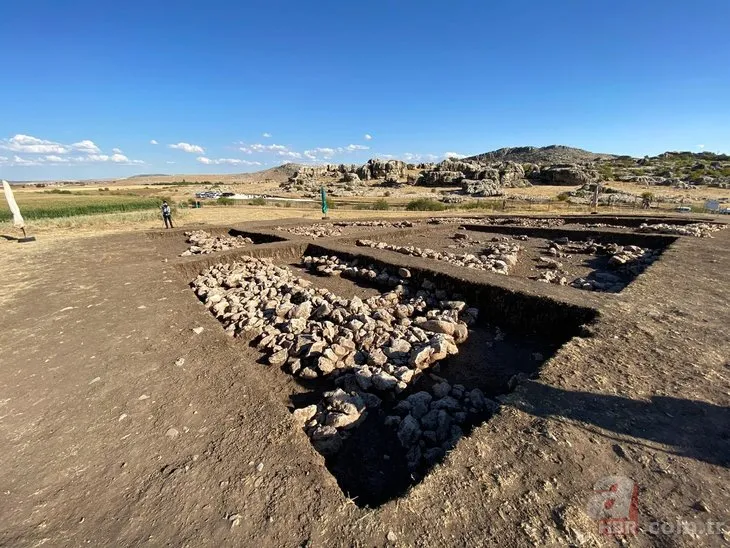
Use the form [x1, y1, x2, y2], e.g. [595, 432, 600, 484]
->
[44, 189, 73, 194]
[371, 199, 390, 210]
[556, 192, 570, 202]
[248, 196, 266, 206]
[384, 191, 391, 197]
[406, 198, 447, 211]
[326, 196, 336, 210]
[217, 197, 235, 206]
[597, 164, 615, 181]
[457, 200, 500, 211]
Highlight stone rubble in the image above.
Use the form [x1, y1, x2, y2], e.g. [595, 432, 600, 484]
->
[276, 220, 415, 239]
[354, 239, 521, 274]
[637, 222, 724, 238]
[192, 255, 483, 460]
[384, 379, 498, 471]
[538, 238, 660, 292]
[181, 230, 254, 256]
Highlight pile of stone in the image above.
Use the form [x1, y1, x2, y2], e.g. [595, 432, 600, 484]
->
[193, 256, 475, 384]
[425, 217, 486, 225]
[422, 216, 565, 228]
[180, 230, 254, 256]
[638, 222, 724, 238]
[292, 388, 375, 456]
[355, 239, 521, 274]
[276, 220, 415, 239]
[536, 270, 568, 285]
[533, 237, 659, 292]
[561, 241, 659, 292]
[385, 380, 498, 471]
[277, 223, 344, 238]
[192, 255, 482, 459]
[503, 218, 566, 228]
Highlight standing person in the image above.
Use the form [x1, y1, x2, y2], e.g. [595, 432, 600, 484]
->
[161, 201, 174, 229]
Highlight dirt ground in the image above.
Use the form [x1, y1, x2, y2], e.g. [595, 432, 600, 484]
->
[1, 213, 729, 547]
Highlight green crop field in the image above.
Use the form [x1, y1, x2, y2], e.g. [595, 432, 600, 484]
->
[0, 190, 169, 222]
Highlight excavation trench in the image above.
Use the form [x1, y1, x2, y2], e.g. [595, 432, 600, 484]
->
[185, 244, 598, 507]
[342, 225, 676, 294]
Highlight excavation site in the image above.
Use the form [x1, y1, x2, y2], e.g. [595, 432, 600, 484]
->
[165, 214, 726, 514]
[3, 212, 728, 547]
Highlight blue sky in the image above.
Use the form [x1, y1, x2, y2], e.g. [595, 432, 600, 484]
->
[1, 0, 729, 181]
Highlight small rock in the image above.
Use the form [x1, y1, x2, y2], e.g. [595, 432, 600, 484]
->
[174, 357, 185, 367]
[192, 327, 204, 335]
[165, 427, 179, 438]
[372, 371, 398, 391]
[268, 349, 289, 367]
[397, 415, 422, 447]
[432, 382, 451, 399]
[292, 405, 318, 427]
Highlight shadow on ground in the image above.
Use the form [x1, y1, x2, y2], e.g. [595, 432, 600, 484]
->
[508, 380, 730, 467]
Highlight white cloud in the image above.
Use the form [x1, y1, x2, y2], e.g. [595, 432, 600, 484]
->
[262, 132, 272, 138]
[364, 134, 372, 140]
[2, 134, 70, 154]
[44, 155, 69, 163]
[112, 147, 123, 154]
[7, 152, 143, 167]
[72, 140, 101, 154]
[444, 152, 465, 159]
[196, 156, 261, 166]
[239, 143, 289, 154]
[169, 142, 205, 154]
[86, 154, 109, 162]
[166, 161, 176, 164]
[697, 144, 705, 149]
[83, 153, 143, 164]
[12, 155, 42, 166]
[150, 139, 159, 145]
[236, 141, 371, 162]
[0, 134, 146, 166]
[400, 152, 438, 163]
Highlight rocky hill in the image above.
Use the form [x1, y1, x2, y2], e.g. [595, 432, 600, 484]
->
[465, 145, 615, 164]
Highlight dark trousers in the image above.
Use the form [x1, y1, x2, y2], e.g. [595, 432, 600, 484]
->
[163, 215, 173, 228]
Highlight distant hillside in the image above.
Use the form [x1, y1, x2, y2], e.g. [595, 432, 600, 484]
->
[256, 163, 302, 181]
[126, 173, 169, 179]
[465, 145, 616, 164]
